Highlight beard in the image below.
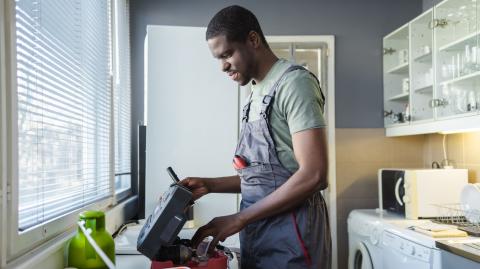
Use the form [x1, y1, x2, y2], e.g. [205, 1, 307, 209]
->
[238, 74, 252, 86]
[238, 58, 256, 86]
[230, 49, 256, 86]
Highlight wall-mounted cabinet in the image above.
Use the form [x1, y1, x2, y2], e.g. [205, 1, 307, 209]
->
[383, 24, 410, 126]
[434, 0, 480, 119]
[383, 0, 480, 136]
[411, 9, 434, 122]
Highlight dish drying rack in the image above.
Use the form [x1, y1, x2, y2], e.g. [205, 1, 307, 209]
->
[432, 204, 480, 237]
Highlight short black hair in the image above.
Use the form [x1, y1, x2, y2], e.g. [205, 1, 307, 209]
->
[206, 5, 268, 47]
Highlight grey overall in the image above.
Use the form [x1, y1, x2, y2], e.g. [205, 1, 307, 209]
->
[235, 65, 332, 269]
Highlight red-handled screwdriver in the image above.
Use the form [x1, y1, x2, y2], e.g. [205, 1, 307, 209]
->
[232, 155, 248, 170]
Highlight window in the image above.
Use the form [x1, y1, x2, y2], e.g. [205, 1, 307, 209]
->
[14, 0, 113, 231]
[3, 0, 132, 259]
[113, 0, 131, 194]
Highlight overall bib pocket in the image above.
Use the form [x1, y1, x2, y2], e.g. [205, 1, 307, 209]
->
[239, 164, 275, 204]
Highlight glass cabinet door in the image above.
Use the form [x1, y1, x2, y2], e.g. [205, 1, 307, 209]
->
[434, 0, 480, 119]
[410, 9, 434, 122]
[383, 24, 410, 126]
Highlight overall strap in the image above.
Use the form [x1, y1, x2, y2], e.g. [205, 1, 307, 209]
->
[260, 65, 324, 119]
[241, 91, 254, 123]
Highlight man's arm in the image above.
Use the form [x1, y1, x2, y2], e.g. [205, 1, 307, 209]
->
[180, 175, 241, 200]
[206, 175, 241, 193]
[192, 127, 328, 248]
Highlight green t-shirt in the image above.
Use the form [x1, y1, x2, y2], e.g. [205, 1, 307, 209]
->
[248, 59, 326, 173]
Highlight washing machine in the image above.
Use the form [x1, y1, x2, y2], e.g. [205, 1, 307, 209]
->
[381, 227, 442, 269]
[382, 219, 479, 269]
[348, 209, 403, 269]
[349, 209, 480, 269]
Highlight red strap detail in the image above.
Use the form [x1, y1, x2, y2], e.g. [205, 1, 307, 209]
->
[291, 212, 312, 266]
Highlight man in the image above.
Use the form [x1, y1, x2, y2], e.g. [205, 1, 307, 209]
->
[180, 5, 331, 269]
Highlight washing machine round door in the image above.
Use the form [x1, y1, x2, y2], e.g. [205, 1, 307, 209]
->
[348, 241, 373, 269]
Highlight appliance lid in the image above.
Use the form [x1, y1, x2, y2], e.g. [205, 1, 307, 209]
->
[137, 182, 193, 260]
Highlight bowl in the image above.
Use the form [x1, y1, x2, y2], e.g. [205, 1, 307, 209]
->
[460, 183, 480, 224]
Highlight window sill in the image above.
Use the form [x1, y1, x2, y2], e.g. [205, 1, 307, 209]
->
[5, 195, 138, 269]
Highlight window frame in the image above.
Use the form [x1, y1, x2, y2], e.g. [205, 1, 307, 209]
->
[111, 0, 133, 203]
[1, 0, 8, 266]
[2, 0, 134, 261]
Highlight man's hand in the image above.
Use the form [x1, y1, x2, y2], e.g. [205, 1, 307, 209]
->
[191, 213, 246, 252]
[179, 177, 210, 201]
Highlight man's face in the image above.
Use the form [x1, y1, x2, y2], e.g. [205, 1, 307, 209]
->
[207, 35, 255, 86]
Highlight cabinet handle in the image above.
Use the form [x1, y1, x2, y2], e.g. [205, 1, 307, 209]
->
[429, 18, 448, 29]
[383, 47, 396, 55]
[429, 98, 449, 108]
[438, 98, 449, 107]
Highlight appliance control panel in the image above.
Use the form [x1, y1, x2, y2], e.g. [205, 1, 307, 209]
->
[137, 184, 192, 260]
[383, 231, 431, 262]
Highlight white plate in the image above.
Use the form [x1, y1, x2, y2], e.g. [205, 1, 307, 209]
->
[460, 183, 480, 224]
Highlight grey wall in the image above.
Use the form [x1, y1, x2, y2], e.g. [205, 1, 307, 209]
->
[130, 0, 421, 131]
[423, 0, 442, 10]
[129, 0, 422, 200]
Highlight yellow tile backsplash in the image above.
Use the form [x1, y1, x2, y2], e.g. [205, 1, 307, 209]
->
[424, 132, 480, 182]
[464, 132, 480, 165]
[336, 128, 394, 163]
[336, 129, 480, 198]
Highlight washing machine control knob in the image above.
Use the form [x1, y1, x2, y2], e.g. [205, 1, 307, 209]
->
[370, 227, 380, 245]
[408, 244, 416, 256]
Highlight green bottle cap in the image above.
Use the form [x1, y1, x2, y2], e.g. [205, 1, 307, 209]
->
[79, 210, 105, 220]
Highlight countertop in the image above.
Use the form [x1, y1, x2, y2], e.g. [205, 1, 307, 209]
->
[116, 255, 151, 269]
[114, 223, 240, 269]
[436, 238, 480, 263]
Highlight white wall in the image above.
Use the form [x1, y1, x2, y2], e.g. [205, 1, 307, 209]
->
[144, 25, 239, 227]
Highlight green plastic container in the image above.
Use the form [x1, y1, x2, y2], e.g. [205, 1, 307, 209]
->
[67, 211, 115, 269]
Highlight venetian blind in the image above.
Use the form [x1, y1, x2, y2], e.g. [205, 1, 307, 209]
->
[114, 0, 131, 193]
[15, 0, 112, 230]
